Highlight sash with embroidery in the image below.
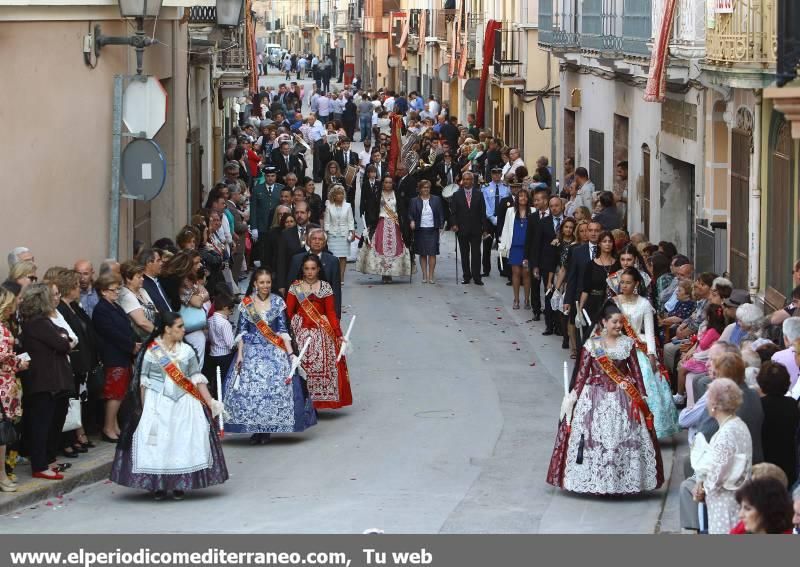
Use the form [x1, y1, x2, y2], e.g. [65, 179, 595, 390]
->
[381, 199, 401, 226]
[590, 340, 654, 431]
[148, 342, 207, 407]
[299, 292, 340, 346]
[242, 295, 289, 353]
[614, 300, 672, 385]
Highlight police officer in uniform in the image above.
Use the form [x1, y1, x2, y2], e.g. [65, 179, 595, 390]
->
[481, 167, 513, 278]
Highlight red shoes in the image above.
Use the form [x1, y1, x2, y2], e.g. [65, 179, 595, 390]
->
[33, 471, 64, 480]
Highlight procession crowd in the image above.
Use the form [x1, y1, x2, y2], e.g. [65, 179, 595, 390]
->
[0, 60, 799, 533]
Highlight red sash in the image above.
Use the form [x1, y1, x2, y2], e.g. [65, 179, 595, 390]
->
[300, 296, 339, 346]
[614, 302, 672, 385]
[148, 342, 207, 407]
[591, 341, 654, 432]
[242, 295, 289, 353]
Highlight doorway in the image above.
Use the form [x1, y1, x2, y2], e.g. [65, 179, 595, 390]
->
[729, 126, 751, 289]
[660, 155, 695, 256]
[613, 114, 629, 227]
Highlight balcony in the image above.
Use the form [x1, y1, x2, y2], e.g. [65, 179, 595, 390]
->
[334, 4, 362, 32]
[303, 12, 320, 29]
[434, 8, 458, 43]
[492, 28, 526, 87]
[461, 13, 483, 68]
[704, 0, 776, 69]
[538, 0, 650, 57]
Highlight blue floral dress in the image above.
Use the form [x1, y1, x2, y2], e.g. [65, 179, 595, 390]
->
[223, 294, 317, 433]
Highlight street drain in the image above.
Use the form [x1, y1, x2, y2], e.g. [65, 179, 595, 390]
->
[414, 410, 456, 419]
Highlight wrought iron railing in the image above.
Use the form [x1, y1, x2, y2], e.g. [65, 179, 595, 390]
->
[705, 0, 776, 67]
[434, 8, 458, 42]
[493, 28, 525, 82]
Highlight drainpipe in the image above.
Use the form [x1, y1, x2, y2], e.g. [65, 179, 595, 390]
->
[109, 75, 123, 260]
[748, 91, 762, 299]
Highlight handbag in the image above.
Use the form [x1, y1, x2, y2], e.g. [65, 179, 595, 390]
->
[0, 403, 17, 446]
[62, 397, 82, 432]
[179, 305, 208, 333]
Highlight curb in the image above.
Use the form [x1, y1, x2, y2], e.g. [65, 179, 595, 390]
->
[0, 444, 115, 517]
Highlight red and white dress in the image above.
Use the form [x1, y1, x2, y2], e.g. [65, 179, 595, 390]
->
[286, 281, 353, 409]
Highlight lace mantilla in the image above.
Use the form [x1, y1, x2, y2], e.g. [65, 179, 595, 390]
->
[587, 336, 634, 360]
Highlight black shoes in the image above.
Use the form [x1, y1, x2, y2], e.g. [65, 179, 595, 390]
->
[533, 313, 541, 321]
[542, 329, 554, 336]
[474, 280, 484, 286]
[462, 278, 471, 284]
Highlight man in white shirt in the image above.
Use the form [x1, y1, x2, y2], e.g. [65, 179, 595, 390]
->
[574, 167, 596, 210]
[358, 139, 373, 168]
[384, 91, 396, 112]
[316, 93, 332, 124]
[502, 148, 525, 182]
[427, 96, 440, 117]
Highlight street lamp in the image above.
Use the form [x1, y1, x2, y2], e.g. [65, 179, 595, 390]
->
[94, 0, 164, 75]
[216, 0, 244, 27]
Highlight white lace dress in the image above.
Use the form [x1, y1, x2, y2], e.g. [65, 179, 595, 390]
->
[695, 417, 752, 534]
[616, 296, 680, 438]
[546, 336, 664, 494]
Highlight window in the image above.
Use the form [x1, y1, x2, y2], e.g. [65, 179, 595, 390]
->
[589, 129, 604, 191]
[766, 115, 796, 308]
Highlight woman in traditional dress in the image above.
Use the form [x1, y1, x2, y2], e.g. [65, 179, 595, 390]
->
[613, 268, 680, 439]
[224, 269, 316, 445]
[547, 301, 663, 495]
[356, 176, 412, 283]
[110, 312, 227, 501]
[286, 255, 352, 409]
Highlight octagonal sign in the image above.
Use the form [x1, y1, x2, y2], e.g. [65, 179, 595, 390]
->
[123, 76, 167, 139]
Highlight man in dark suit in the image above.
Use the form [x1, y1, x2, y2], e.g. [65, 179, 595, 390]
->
[564, 220, 602, 346]
[369, 149, 389, 180]
[287, 228, 342, 317]
[334, 138, 359, 172]
[394, 164, 418, 208]
[275, 140, 304, 184]
[525, 187, 551, 321]
[433, 151, 458, 190]
[276, 201, 320, 294]
[139, 248, 172, 313]
[450, 172, 486, 285]
[314, 134, 337, 182]
[249, 167, 284, 269]
[531, 194, 566, 335]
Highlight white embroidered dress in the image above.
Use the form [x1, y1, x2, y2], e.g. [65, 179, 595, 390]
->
[617, 296, 681, 438]
[132, 341, 212, 475]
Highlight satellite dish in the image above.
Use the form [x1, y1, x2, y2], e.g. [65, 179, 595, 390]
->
[438, 64, 451, 82]
[535, 96, 548, 130]
[463, 78, 480, 101]
[387, 55, 400, 68]
[121, 138, 167, 202]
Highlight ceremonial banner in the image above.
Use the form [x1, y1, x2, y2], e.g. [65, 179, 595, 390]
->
[477, 20, 502, 128]
[644, 0, 677, 102]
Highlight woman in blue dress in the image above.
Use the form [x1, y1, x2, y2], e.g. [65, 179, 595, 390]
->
[223, 268, 316, 445]
[498, 188, 533, 310]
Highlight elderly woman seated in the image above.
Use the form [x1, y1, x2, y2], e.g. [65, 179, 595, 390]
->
[720, 301, 764, 346]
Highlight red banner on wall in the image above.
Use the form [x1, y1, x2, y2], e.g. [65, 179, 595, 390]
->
[477, 19, 502, 128]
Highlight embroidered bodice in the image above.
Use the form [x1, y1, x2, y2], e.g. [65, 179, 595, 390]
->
[140, 341, 203, 401]
[238, 294, 289, 340]
[587, 335, 635, 360]
[616, 296, 657, 355]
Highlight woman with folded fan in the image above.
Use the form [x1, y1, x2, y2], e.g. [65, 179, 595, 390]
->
[546, 301, 664, 495]
[110, 312, 228, 501]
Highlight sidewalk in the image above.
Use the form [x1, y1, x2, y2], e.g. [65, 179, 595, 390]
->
[0, 442, 115, 517]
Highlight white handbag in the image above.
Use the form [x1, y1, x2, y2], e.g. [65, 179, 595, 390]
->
[62, 398, 82, 432]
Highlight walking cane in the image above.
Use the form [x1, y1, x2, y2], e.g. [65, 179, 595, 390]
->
[454, 232, 459, 284]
